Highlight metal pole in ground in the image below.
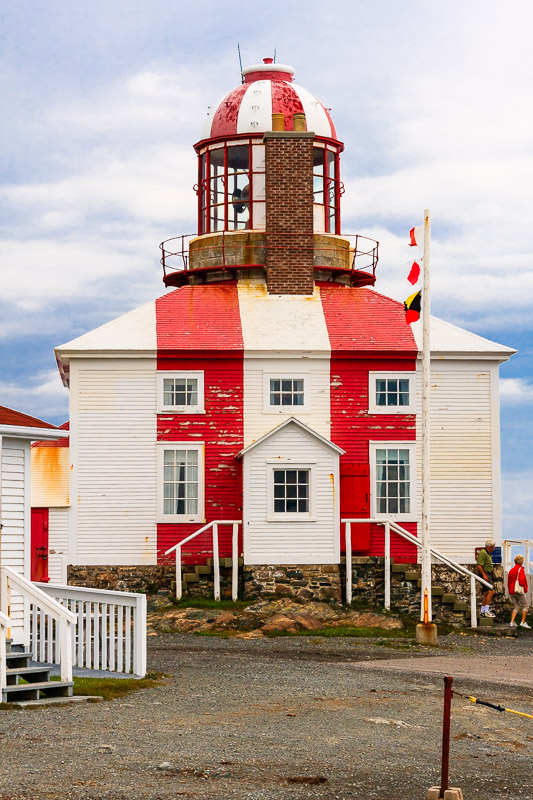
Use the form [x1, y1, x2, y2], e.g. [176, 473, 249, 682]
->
[425, 675, 464, 800]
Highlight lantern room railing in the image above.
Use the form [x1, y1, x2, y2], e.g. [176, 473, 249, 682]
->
[160, 231, 379, 287]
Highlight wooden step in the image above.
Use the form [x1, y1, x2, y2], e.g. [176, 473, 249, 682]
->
[2, 680, 73, 703]
[441, 594, 456, 604]
[453, 601, 469, 612]
[194, 565, 213, 575]
[183, 573, 200, 583]
[6, 666, 52, 685]
[391, 564, 409, 573]
[479, 616, 494, 627]
[404, 571, 420, 581]
[431, 586, 445, 596]
[6, 652, 32, 669]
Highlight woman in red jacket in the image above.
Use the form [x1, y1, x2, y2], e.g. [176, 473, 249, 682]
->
[508, 554, 530, 628]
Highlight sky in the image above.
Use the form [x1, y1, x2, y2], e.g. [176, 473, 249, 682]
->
[1, 0, 532, 537]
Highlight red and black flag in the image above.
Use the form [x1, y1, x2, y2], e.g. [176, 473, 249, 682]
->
[404, 290, 422, 324]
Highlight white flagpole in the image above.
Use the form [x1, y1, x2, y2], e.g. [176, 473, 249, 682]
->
[420, 208, 432, 622]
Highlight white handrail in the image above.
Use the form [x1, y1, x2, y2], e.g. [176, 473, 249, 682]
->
[0, 610, 10, 693]
[1, 566, 75, 682]
[342, 518, 492, 628]
[165, 520, 242, 601]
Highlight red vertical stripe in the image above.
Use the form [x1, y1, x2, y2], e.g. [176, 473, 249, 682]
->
[271, 81, 305, 130]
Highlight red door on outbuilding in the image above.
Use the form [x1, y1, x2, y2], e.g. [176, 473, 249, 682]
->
[340, 464, 370, 552]
[31, 508, 49, 583]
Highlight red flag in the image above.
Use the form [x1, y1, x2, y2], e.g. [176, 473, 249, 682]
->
[409, 226, 423, 247]
[407, 260, 421, 285]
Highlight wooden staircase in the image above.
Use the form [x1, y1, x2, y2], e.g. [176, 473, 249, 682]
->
[2, 641, 73, 705]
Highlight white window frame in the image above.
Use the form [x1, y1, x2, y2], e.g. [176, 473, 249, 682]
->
[369, 442, 417, 522]
[368, 372, 415, 414]
[157, 442, 205, 523]
[266, 461, 316, 522]
[157, 371, 205, 414]
[263, 373, 310, 413]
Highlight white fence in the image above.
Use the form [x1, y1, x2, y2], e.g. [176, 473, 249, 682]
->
[34, 583, 147, 677]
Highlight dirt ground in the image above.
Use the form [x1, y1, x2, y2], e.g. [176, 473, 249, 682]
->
[2, 631, 533, 800]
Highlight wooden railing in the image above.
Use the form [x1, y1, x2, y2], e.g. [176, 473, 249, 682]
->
[165, 520, 242, 601]
[34, 583, 147, 677]
[0, 566, 76, 684]
[0, 609, 10, 692]
[342, 519, 492, 628]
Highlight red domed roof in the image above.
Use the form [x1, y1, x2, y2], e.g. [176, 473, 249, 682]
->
[200, 58, 338, 142]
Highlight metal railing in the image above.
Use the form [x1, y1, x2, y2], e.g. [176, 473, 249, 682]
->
[165, 520, 242, 602]
[342, 519, 492, 628]
[34, 583, 147, 677]
[0, 566, 76, 690]
[160, 231, 379, 279]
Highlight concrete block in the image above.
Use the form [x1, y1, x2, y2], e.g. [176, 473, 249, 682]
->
[183, 573, 200, 583]
[431, 586, 445, 596]
[391, 564, 409, 573]
[426, 788, 463, 800]
[453, 601, 468, 611]
[415, 623, 438, 646]
[479, 616, 494, 627]
[194, 566, 213, 575]
[404, 571, 420, 581]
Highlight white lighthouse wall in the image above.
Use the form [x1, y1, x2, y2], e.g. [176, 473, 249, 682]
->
[69, 358, 158, 565]
[417, 359, 501, 564]
[243, 422, 340, 565]
[1, 437, 30, 644]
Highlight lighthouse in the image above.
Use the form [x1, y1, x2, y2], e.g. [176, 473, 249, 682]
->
[45, 58, 513, 606]
[161, 57, 378, 296]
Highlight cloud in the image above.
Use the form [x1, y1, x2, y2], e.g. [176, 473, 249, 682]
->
[500, 378, 533, 405]
[0, 370, 69, 422]
[502, 470, 533, 539]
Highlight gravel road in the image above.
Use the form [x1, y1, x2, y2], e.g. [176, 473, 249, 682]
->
[1, 632, 533, 800]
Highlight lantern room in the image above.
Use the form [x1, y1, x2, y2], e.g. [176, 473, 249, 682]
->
[194, 58, 343, 235]
[161, 58, 378, 292]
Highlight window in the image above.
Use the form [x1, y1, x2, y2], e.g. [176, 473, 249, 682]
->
[267, 462, 315, 520]
[264, 374, 310, 413]
[273, 469, 310, 513]
[368, 373, 414, 414]
[369, 443, 416, 520]
[312, 144, 341, 234]
[198, 141, 266, 234]
[157, 444, 204, 522]
[157, 372, 204, 413]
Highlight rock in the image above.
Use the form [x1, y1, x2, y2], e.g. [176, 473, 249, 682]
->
[261, 614, 299, 633]
[286, 612, 323, 631]
[234, 629, 264, 639]
[97, 744, 115, 753]
[214, 611, 237, 626]
[158, 761, 172, 770]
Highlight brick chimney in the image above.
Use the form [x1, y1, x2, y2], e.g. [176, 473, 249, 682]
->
[264, 118, 314, 295]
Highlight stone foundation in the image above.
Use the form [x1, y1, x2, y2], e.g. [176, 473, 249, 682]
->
[243, 564, 342, 602]
[67, 559, 505, 626]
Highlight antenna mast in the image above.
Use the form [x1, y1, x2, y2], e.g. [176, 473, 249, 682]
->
[237, 43, 243, 83]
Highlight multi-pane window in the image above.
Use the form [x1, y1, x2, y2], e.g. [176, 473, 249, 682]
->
[313, 145, 341, 234]
[157, 372, 204, 413]
[375, 378, 410, 408]
[375, 448, 411, 515]
[270, 378, 305, 407]
[163, 377, 198, 408]
[163, 449, 199, 516]
[273, 469, 310, 513]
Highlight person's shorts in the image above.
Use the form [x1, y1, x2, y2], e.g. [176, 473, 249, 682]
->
[511, 593, 529, 611]
[480, 572, 494, 587]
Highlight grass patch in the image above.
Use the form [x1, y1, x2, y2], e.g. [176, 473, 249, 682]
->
[169, 597, 253, 611]
[71, 671, 165, 700]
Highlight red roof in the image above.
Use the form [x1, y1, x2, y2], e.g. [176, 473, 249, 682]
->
[156, 284, 244, 353]
[0, 405, 58, 430]
[32, 421, 69, 448]
[318, 284, 418, 354]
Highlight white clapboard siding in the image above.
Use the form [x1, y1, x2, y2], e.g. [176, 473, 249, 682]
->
[244, 356, 331, 447]
[416, 360, 498, 564]
[1, 438, 30, 643]
[47, 508, 69, 583]
[243, 422, 340, 564]
[70, 358, 157, 564]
